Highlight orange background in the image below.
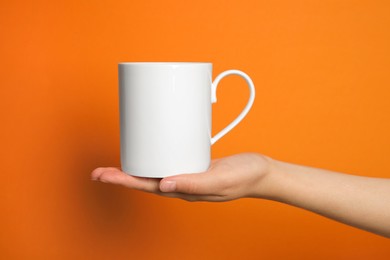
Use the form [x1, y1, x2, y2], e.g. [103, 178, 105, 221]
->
[1, 0, 390, 259]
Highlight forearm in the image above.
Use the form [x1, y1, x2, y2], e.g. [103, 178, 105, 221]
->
[259, 158, 390, 238]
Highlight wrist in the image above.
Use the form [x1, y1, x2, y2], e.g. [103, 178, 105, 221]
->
[251, 155, 285, 200]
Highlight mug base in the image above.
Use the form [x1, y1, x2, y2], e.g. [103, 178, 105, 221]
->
[121, 166, 209, 178]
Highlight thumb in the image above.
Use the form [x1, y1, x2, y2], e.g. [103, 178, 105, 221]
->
[159, 171, 220, 195]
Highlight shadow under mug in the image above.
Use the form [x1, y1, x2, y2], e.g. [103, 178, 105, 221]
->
[118, 62, 255, 178]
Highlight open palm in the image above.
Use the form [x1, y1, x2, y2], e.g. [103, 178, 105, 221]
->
[91, 153, 271, 202]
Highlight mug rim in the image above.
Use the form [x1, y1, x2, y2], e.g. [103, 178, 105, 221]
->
[118, 62, 212, 66]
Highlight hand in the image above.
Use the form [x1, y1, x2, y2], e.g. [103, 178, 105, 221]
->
[91, 153, 390, 237]
[91, 153, 272, 202]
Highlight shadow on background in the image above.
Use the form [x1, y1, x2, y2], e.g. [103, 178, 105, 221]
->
[57, 100, 145, 242]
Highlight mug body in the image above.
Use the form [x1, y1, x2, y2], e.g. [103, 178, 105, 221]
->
[118, 62, 212, 177]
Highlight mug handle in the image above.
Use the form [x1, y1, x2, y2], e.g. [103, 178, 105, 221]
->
[211, 70, 256, 145]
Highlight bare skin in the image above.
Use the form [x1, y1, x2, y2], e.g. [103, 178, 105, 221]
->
[91, 153, 390, 238]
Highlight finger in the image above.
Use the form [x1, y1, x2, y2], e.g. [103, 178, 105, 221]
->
[158, 192, 225, 202]
[91, 167, 160, 193]
[91, 167, 114, 180]
[159, 171, 222, 195]
[157, 192, 199, 201]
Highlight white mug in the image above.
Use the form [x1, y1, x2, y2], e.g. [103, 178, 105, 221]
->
[118, 62, 255, 178]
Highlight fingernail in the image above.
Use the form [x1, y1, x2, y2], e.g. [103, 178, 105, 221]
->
[160, 180, 176, 192]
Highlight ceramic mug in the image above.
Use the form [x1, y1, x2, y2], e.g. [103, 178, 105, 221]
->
[118, 62, 255, 178]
